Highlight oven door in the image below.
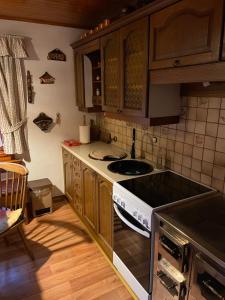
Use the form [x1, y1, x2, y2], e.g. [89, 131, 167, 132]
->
[113, 203, 151, 293]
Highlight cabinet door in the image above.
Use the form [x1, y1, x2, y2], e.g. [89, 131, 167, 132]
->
[74, 51, 85, 108]
[120, 17, 149, 117]
[82, 166, 98, 231]
[97, 176, 113, 258]
[150, 0, 223, 69]
[62, 150, 74, 203]
[73, 157, 82, 214]
[101, 31, 121, 112]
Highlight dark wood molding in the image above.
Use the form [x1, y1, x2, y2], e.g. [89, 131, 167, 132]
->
[150, 115, 179, 126]
[71, 0, 180, 49]
[102, 112, 179, 126]
[103, 111, 149, 126]
[181, 82, 225, 97]
[150, 62, 225, 84]
[79, 106, 102, 113]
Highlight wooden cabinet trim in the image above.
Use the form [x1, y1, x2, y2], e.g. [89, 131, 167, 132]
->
[151, 61, 225, 84]
[222, 21, 225, 60]
[71, 0, 180, 50]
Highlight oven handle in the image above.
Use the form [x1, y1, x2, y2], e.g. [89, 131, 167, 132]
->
[113, 203, 150, 238]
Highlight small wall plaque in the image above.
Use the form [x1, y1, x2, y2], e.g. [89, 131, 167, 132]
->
[47, 49, 66, 61]
[27, 70, 34, 103]
[33, 113, 53, 132]
[39, 72, 55, 84]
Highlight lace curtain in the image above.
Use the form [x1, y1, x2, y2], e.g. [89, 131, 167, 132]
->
[0, 35, 28, 154]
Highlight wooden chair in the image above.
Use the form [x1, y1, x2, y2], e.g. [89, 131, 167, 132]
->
[0, 163, 34, 260]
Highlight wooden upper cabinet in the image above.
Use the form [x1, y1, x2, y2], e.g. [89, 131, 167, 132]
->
[120, 17, 149, 117]
[74, 40, 102, 111]
[97, 176, 113, 258]
[74, 51, 85, 108]
[101, 31, 121, 112]
[82, 165, 98, 232]
[150, 0, 224, 69]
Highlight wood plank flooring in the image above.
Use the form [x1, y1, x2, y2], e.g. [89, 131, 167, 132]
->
[0, 200, 133, 300]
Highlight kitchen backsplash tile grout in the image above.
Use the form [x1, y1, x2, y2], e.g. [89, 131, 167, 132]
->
[97, 97, 225, 194]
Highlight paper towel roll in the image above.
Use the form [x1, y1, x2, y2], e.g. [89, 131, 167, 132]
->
[79, 125, 90, 144]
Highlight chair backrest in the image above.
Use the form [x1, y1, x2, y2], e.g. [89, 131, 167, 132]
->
[0, 163, 28, 211]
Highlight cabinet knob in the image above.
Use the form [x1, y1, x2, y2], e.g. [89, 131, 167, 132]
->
[173, 59, 181, 67]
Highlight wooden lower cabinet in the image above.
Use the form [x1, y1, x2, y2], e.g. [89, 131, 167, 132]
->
[63, 150, 113, 260]
[82, 165, 98, 232]
[97, 175, 113, 259]
[62, 149, 74, 203]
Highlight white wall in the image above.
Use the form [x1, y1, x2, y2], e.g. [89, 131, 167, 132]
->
[0, 20, 94, 196]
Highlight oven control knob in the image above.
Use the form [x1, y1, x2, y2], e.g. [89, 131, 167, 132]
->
[138, 214, 142, 221]
[121, 201, 125, 209]
[143, 219, 149, 228]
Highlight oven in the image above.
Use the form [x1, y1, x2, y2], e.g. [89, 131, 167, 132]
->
[113, 202, 151, 300]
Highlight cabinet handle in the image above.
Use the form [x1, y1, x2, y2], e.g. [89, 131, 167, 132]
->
[173, 59, 181, 67]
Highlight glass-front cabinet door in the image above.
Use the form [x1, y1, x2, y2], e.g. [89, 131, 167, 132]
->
[101, 31, 121, 112]
[74, 40, 102, 112]
[120, 17, 149, 117]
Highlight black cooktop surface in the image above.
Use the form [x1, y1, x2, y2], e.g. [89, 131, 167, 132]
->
[118, 170, 212, 208]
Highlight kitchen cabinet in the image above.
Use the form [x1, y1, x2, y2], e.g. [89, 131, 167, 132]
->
[62, 149, 74, 203]
[120, 17, 148, 117]
[150, 0, 224, 70]
[62, 149, 113, 259]
[73, 39, 102, 112]
[101, 17, 148, 117]
[63, 149, 83, 214]
[82, 165, 98, 232]
[73, 157, 82, 215]
[101, 31, 121, 112]
[97, 176, 113, 258]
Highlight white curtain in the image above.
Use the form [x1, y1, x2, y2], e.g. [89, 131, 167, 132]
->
[0, 35, 28, 154]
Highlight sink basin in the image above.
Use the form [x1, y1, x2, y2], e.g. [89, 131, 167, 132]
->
[107, 160, 153, 176]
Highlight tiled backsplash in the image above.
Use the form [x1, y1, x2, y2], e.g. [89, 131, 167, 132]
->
[97, 97, 225, 194]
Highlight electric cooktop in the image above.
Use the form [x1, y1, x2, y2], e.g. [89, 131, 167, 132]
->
[118, 170, 213, 208]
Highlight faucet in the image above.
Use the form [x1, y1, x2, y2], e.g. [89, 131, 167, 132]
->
[140, 132, 153, 159]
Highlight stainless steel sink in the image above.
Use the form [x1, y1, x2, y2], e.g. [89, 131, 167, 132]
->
[107, 160, 154, 176]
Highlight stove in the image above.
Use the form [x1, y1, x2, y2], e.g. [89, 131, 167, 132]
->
[113, 170, 213, 231]
[112, 170, 214, 300]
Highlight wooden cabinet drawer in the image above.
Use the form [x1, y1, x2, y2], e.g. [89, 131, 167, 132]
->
[150, 0, 224, 69]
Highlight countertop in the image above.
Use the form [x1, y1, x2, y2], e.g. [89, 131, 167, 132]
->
[62, 141, 158, 183]
[156, 192, 225, 268]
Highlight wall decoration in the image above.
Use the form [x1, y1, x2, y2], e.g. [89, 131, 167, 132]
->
[39, 72, 55, 84]
[55, 112, 61, 125]
[33, 113, 53, 132]
[47, 49, 66, 61]
[27, 70, 34, 103]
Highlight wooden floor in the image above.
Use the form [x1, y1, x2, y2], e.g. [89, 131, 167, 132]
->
[0, 200, 133, 300]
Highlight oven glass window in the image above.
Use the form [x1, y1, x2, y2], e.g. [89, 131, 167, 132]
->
[114, 205, 151, 292]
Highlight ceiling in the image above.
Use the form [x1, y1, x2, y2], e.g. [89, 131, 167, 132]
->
[0, 0, 138, 29]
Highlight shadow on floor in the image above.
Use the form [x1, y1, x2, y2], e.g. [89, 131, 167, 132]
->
[0, 201, 92, 300]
